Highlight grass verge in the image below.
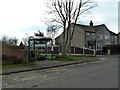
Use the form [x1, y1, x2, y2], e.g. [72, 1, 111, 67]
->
[54, 55, 96, 62]
[2, 61, 36, 69]
[2, 55, 97, 69]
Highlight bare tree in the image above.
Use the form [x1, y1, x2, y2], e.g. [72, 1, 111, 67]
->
[2, 35, 9, 48]
[2, 35, 8, 44]
[7, 37, 18, 46]
[2, 35, 18, 48]
[23, 33, 29, 46]
[46, 24, 59, 44]
[13, 37, 18, 46]
[47, 0, 97, 56]
[23, 38, 28, 46]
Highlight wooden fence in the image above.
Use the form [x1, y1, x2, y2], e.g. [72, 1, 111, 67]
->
[53, 46, 94, 55]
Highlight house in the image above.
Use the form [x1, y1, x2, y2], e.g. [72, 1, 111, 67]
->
[94, 24, 117, 50]
[55, 21, 117, 52]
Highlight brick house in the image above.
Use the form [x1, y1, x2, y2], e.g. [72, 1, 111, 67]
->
[55, 21, 117, 51]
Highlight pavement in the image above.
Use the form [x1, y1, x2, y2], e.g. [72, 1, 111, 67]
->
[2, 55, 105, 75]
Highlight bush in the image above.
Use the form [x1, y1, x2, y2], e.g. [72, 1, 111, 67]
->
[103, 45, 120, 55]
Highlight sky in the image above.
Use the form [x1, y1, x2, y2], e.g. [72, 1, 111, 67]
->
[0, 0, 119, 44]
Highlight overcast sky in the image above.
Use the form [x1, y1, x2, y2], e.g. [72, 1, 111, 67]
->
[0, 0, 119, 43]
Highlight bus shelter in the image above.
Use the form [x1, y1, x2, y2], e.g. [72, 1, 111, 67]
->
[28, 36, 53, 61]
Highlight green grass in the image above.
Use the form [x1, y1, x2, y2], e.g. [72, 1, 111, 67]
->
[54, 55, 96, 62]
[2, 61, 36, 69]
[2, 55, 97, 69]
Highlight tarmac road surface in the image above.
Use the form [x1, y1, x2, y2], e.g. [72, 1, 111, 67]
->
[2, 55, 118, 88]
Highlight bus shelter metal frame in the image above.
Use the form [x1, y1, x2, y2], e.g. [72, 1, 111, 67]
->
[28, 36, 53, 61]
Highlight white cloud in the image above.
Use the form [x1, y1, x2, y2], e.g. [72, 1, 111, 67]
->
[0, 0, 47, 32]
[0, 0, 119, 43]
[79, 1, 118, 33]
[96, 0, 119, 2]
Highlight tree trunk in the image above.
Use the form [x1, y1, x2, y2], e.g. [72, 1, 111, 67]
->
[68, 41, 71, 57]
[68, 28, 71, 57]
[61, 23, 67, 56]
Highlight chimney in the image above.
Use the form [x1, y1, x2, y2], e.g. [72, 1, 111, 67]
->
[89, 20, 93, 26]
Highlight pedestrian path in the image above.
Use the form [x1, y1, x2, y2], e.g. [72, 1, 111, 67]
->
[2, 55, 104, 75]
[2, 60, 64, 75]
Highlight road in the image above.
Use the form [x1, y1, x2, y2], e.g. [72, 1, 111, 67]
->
[2, 55, 118, 88]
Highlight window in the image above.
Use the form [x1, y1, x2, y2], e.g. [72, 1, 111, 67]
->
[92, 33, 94, 36]
[86, 33, 90, 38]
[105, 35, 110, 40]
[97, 44, 102, 50]
[98, 34, 103, 39]
[92, 33, 95, 38]
[115, 36, 117, 40]
[30, 40, 34, 50]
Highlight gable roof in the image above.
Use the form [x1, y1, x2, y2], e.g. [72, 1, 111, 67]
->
[93, 24, 117, 35]
[55, 23, 95, 40]
[73, 23, 95, 32]
[55, 23, 117, 40]
[72, 23, 116, 35]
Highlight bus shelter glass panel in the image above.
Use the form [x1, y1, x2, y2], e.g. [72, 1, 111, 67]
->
[30, 40, 34, 50]
[34, 40, 47, 60]
[29, 39, 35, 61]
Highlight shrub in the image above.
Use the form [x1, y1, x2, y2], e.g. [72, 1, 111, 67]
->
[103, 45, 120, 55]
